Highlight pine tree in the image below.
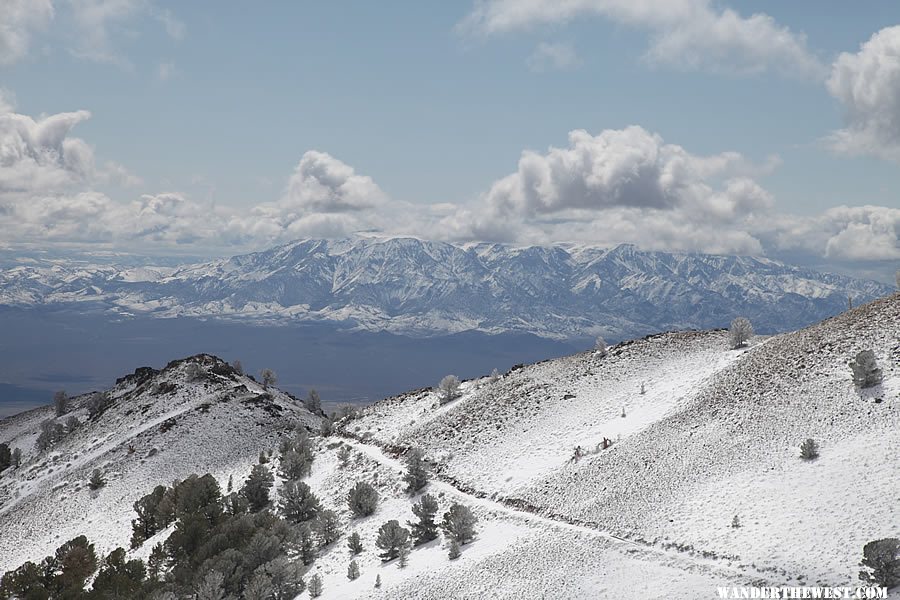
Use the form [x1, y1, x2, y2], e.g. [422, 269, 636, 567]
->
[448, 539, 461, 560]
[242, 464, 274, 512]
[347, 560, 360, 580]
[347, 481, 379, 517]
[338, 445, 352, 468]
[347, 531, 364, 555]
[440, 503, 477, 545]
[437, 375, 461, 404]
[408, 494, 439, 545]
[305, 389, 322, 414]
[849, 350, 883, 388]
[88, 469, 107, 491]
[375, 520, 410, 561]
[54, 390, 69, 416]
[308, 573, 323, 598]
[260, 368, 277, 390]
[397, 544, 409, 569]
[298, 523, 317, 566]
[731, 515, 741, 528]
[11, 447, 22, 469]
[799, 438, 819, 460]
[858, 538, 900, 588]
[280, 479, 321, 523]
[402, 447, 428, 494]
[374, 573, 381, 588]
[314, 510, 342, 547]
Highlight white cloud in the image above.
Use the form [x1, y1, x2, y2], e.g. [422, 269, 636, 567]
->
[826, 26, 900, 162]
[526, 42, 581, 72]
[460, 0, 825, 78]
[0, 0, 54, 66]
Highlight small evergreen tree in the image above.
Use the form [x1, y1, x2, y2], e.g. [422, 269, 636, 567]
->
[320, 417, 333, 437]
[184, 363, 203, 381]
[306, 389, 322, 414]
[314, 510, 342, 547]
[437, 375, 461, 404]
[258, 451, 268, 464]
[231, 359, 244, 375]
[408, 493, 439, 545]
[849, 350, 883, 388]
[11, 447, 21, 469]
[595, 336, 608, 356]
[347, 560, 360, 581]
[279, 429, 314, 480]
[347, 531, 364, 555]
[799, 438, 819, 460]
[88, 469, 107, 491]
[260, 368, 277, 390]
[242, 464, 274, 512]
[729, 317, 753, 349]
[402, 447, 429, 494]
[337, 445, 352, 468]
[448, 539, 461, 560]
[375, 520, 411, 562]
[731, 515, 741, 528]
[488, 368, 500, 383]
[280, 479, 321, 523]
[397, 543, 409, 569]
[347, 481, 379, 517]
[54, 390, 69, 416]
[298, 523, 317, 566]
[194, 570, 226, 600]
[65, 415, 79, 433]
[440, 503, 477, 545]
[375, 573, 382, 588]
[859, 538, 900, 589]
[308, 573, 323, 598]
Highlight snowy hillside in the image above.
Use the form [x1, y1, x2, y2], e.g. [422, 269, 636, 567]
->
[0, 237, 892, 340]
[0, 355, 321, 573]
[1, 294, 897, 598]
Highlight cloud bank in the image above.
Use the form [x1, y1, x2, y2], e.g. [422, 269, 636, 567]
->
[459, 0, 825, 78]
[0, 100, 895, 268]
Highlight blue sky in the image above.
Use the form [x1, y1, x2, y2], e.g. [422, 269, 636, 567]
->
[0, 1, 898, 279]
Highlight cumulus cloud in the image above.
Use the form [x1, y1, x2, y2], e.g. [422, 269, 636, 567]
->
[826, 26, 900, 162]
[459, 0, 825, 78]
[526, 42, 581, 72]
[0, 0, 54, 65]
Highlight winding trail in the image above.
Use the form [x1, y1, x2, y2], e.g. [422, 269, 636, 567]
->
[341, 435, 794, 587]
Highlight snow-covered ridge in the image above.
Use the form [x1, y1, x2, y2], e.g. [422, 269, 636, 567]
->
[0, 237, 892, 340]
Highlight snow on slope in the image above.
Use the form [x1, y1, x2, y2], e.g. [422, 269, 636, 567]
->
[341, 292, 899, 591]
[0, 355, 320, 572]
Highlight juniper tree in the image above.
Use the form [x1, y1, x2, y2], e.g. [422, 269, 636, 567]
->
[489, 368, 500, 383]
[799, 438, 819, 460]
[595, 336, 608, 357]
[375, 520, 411, 561]
[437, 375, 461, 404]
[308, 573, 323, 598]
[280, 479, 320, 523]
[440, 503, 477, 545]
[242, 464, 274, 512]
[87, 391, 112, 419]
[314, 510, 342, 547]
[408, 493, 439, 545]
[260, 368, 277, 390]
[731, 515, 741, 529]
[36, 419, 65, 451]
[849, 350, 883, 388]
[859, 538, 900, 589]
[375, 573, 381, 588]
[347, 560, 360, 581]
[729, 317, 753, 349]
[54, 390, 69, 416]
[65, 415, 79, 433]
[402, 447, 428, 494]
[347, 531, 364, 555]
[347, 481, 379, 517]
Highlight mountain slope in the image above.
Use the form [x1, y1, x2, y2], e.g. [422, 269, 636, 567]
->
[0, 237, 892, 340]
[341, 292, 899, 590]
[0, 355, 320, 572]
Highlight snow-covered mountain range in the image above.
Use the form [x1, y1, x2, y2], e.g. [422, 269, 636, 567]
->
[0, 237, 892, 340]
[1, 293, 896, 598]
